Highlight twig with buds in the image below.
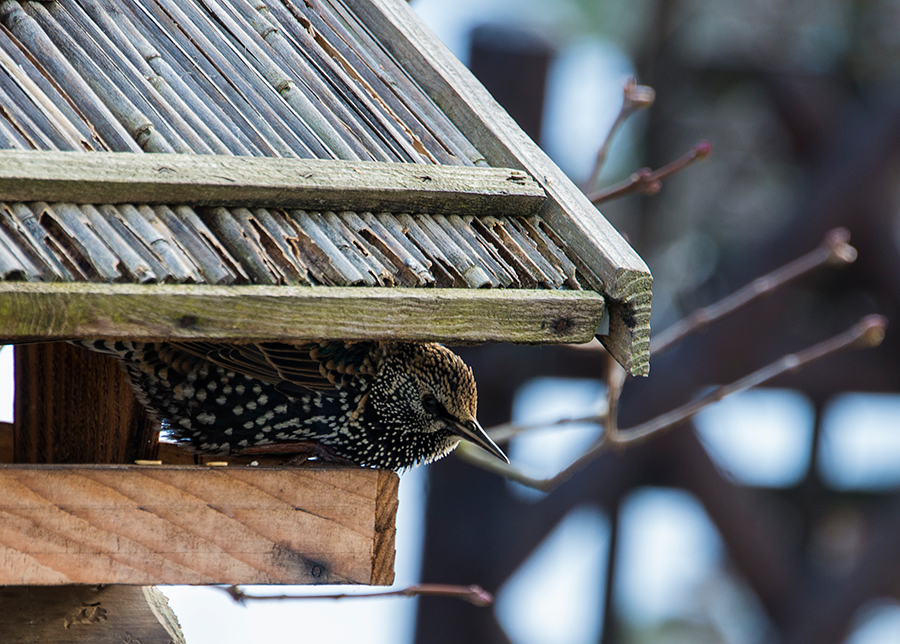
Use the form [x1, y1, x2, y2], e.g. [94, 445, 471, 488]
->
[651, 228, 858, 356]
[584, 78, 655, 192]
[610, 314, 886, 449]
[587, 141, 712, 204]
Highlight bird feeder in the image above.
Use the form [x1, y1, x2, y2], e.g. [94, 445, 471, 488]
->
[0, 0, 650, 638]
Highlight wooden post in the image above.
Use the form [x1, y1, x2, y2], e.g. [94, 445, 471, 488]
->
[14, 342, 157, 465]
[4, 343, 177, 642]
[469, 24, 552, 144]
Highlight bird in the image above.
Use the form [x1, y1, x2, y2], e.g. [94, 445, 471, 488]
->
[72, 339, 509, 471]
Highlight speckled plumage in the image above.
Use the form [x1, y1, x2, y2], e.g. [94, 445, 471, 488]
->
[75, 340, 507, 470]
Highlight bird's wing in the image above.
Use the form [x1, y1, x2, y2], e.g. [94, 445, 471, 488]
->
[172, 341, 379, 395]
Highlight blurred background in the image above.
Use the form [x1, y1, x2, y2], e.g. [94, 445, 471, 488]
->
[26, 0, 896, 642]
[406, 0, 900, 642]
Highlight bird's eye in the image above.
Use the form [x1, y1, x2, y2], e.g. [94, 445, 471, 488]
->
[422, 394, 439, 413]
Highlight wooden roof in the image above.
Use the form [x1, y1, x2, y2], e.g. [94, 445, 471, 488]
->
[0, 0, 651, 373]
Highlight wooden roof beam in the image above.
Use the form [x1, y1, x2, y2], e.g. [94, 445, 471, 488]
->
[0, 150, 545, 217]
[0, 282, 604, 345]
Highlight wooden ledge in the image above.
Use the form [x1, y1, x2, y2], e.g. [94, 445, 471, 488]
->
[0, 150, 545, 217]
[0, 464, 398, 586]
[0, 282, 605, 344]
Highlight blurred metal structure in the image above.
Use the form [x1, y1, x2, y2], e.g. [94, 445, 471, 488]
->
[415, 12, 900, 644]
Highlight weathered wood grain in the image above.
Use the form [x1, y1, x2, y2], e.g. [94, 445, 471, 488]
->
[0, 150, 546, 217]
[342, 0, 653, 374]
[0, 586, 185, 644]
[0, 464, 398, 586]
[0, 282, 605, 344]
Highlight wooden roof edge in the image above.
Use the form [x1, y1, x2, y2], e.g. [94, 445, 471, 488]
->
[0, 150, 545, 217]
[345, 0, 652, 375]
[0, 282, 605, 345]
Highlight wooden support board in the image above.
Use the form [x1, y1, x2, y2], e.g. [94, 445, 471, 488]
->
[0, 464, 398, 586]
[0, 150, 545, 217]
[0, 282, 605, 344]
[343, 0, 653, 375]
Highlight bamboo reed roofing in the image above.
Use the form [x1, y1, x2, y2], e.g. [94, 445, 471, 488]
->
[0, 0, 652, 373]
[0, 0, 588, 289]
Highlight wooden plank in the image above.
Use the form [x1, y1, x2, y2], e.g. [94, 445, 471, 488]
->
[0, 150, 546, 217]
[0, 586, 185, 644]
[0, 464, 398, 586]
[342, 0, 652, 375]
[0, 282, 605, 345]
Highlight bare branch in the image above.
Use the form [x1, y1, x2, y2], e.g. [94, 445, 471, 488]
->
[614, 314, 886, 448]
[587, 140, 712, 205]
[220, 583, 494, 607]
[478, 346, 615, 445]
[482, 411, 606, 444]
[457, 315, 886, 492]
[456, 434, 608, 494]
[584, 78, 655, 193]
[652, 228, 858, 356]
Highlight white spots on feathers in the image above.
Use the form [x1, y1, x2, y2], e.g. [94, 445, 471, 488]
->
[86, 341, 480, 470]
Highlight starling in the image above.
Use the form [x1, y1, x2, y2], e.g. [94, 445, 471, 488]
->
[75, 340, 508, 471]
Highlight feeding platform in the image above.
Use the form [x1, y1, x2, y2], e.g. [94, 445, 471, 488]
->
[0, 463, 396, 586]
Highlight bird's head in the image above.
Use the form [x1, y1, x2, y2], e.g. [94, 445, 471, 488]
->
[369, 343, 508, 468]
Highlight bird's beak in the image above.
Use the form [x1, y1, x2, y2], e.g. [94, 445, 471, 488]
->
[453, 418, 509, 463]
